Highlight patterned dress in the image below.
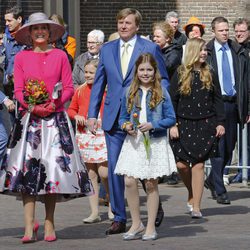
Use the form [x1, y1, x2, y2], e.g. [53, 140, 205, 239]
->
[169, 71, 225, 165]
[67, 84, 107, 163]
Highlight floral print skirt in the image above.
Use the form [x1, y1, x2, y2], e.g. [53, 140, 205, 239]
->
[76, 119, 107, 164]
[0, 111, 93, 202]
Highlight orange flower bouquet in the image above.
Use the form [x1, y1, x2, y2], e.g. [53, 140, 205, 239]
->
[133, 113, 151, 159]
[23, 79, 49, 106]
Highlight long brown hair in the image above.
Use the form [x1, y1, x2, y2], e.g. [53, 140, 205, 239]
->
[127, 53, 163, 113]
[178, 38, 212, 95]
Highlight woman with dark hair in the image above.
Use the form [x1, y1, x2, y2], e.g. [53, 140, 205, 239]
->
[183, 16, 205, 39]
[0, 12, 93, 243]
[181, 17, 206, 61]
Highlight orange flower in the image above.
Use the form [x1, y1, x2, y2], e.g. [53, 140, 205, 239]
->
[23, 79, 49, 105]
[133, 113, 138, 119]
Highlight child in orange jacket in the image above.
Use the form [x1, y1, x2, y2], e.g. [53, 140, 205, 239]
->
[68, 59, 113, 223]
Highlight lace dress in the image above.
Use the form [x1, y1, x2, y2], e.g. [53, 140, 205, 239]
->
[115, 87, 173, 180]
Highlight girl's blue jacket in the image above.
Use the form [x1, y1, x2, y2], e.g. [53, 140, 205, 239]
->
[119, 86, 176, 138]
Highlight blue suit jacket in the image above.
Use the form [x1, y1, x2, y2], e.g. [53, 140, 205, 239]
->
[0, 91, 6, 104]
[88, 35, 169, 131]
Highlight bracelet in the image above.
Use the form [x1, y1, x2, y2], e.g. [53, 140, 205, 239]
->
[28, 104, 34, 112]
[122, 121, 131, 131]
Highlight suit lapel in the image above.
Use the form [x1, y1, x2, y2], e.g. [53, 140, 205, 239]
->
[112, 39, 123, 80]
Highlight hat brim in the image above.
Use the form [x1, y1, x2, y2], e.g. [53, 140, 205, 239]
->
[15, 20, 65, 46]
[183, 23, 206, 32]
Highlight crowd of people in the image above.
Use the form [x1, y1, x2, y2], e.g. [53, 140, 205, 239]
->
[0, 4, 249, 243]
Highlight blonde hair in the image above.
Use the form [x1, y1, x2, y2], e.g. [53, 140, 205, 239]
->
[108, 32, 120, 41]
[178, 38, 212, 95]
[77, 59, 99, 97]
[127, 53, 163, 113]
[152, 21, 174, 42]
[49, 14, 66, 27]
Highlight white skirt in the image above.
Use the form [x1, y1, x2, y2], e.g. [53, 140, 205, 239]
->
[76, 119, 107, 163]
[115, 131, 176, 180]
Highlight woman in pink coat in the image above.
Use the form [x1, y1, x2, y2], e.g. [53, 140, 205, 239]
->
[0, 12, 93, 243]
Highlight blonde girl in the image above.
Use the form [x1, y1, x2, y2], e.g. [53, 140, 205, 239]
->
[169, 38, 225, 218]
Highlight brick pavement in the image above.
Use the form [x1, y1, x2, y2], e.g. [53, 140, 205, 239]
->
[0, 182, 249, 250]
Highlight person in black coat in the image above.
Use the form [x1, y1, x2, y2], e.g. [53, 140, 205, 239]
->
[152, 21, 182, 185]
[153, 21, 182, 81]
[204, 16, 250, 205]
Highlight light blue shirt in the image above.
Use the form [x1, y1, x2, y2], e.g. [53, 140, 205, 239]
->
[214, 39, 236, 96]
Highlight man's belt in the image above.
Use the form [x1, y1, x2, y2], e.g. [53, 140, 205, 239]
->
[222, 95, 237, 102]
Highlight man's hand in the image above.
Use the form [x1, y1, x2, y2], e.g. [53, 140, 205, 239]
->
[246, 116, 250, 123]
[87, 118, 97, 135]
[3, 98, 15, 112]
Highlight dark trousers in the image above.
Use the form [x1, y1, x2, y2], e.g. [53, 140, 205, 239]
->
[208, 102, 238, 195]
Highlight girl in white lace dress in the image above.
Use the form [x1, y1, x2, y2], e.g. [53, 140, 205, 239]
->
[115, 53, 176, 241]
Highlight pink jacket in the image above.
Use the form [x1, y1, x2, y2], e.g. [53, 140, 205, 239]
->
[14, 48, 74, 112]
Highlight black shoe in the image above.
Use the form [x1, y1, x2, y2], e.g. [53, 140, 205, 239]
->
[166, 178, 178, 185]
[158, 176, 165, 184]
[105, 221, 126, 235]
[204, 179, 217, 200]
[230, 173, 242, 183]
[216, 193, 231, 204]
[155, 202, 164, 227]
[167, 172, 179, 185]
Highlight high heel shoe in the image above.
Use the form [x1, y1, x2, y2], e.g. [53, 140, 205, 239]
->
[123, 222, 145, 240]
[21, 221, 39, 243]
[142, 231, 158, 241]
[44, 235, 57, 242]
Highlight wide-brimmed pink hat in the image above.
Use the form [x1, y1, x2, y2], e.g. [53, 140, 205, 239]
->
[15, 12, 65, 45]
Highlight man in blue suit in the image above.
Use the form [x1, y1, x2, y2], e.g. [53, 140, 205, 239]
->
[0, 90, 15, 165]
[88, 8, 169, 234]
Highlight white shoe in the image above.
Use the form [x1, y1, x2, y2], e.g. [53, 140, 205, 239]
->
[123, 223, 145, 240]
[83, 215, 101, 224]
[187, 203, 193, 213]
[191, 211, 203, 219]
[142, 231, 158, 241]
[223, 175, 230, 186]
[108, 203, 114, 220]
